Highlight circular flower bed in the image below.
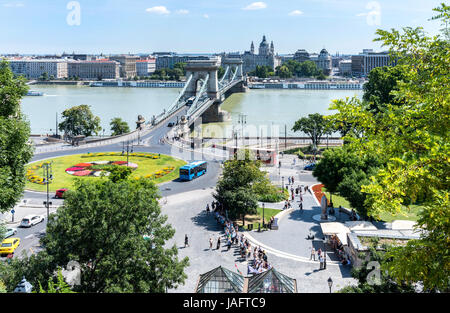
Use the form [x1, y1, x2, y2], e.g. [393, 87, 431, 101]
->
[65, 161, 138, 177]
[26, 161, 52, 185]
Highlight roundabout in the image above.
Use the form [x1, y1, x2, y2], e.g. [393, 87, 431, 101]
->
[25, 152, 186, 192]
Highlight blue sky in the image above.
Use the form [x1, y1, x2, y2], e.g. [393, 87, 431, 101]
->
[0, 0, 444, 55]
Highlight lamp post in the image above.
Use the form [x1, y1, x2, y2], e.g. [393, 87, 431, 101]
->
[262, 203, 265, 228]
[327, 277, 333, 293]
[282, 176, 284, 190]
[42, 162, 53, 221]
[122, 140, 134, 166]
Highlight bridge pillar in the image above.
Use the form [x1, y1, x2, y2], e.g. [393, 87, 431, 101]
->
[222, 58, 244, 80]
[201, 102, 230, 123]
[185, 58, 221, 100]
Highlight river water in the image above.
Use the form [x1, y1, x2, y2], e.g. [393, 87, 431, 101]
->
[21, 85, 362, 136]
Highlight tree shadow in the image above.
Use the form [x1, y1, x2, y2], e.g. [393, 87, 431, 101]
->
[190, 211, 222, 232]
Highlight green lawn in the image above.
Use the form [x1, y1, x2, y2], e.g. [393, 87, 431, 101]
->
[236, 207, 281, 230]
[322, 187, 422, 222]
[25, 152, 186, 192]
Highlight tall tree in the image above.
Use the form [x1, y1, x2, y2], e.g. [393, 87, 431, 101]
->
[110, 117, 130, 136]
[328, 4, 450, 291]
[292, 113, 329, 150]
[4, 177, 189, 293]
[0, 60, 33, 213]
[214, 151, 264, 222]
[58, 105, 101, 138]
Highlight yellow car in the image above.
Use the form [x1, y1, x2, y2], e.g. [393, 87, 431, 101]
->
[0, 238, 20, 256]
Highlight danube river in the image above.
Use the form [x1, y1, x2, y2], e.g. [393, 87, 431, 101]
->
[21, 85, 362, 136]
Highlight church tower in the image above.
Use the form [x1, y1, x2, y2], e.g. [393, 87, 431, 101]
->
[270, 41, 275, 55]
[250, 41, 255, 54]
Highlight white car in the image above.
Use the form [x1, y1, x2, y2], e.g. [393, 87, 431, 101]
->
[20, 215, 44, 228]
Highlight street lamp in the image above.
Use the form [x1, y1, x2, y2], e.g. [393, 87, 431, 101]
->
[327, 277, 333, 293]
[282, 176, 284, 190]
[42, 162, 53, 221]
[122, 140, 134, 166]
[262, 203, 265, 228]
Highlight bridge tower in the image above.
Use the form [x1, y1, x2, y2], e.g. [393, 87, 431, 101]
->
[185, 58, 221, 100]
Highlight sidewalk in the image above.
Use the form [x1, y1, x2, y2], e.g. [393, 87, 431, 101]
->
[0, 201, 61, 226]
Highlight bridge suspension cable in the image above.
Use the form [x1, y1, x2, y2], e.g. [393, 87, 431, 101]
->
[187, 74, 210, 117]
[218, 66, 230, 87]
[164, 74, 193, 116]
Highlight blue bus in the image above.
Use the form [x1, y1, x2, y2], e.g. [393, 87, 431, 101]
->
[179, 161, 207, 181]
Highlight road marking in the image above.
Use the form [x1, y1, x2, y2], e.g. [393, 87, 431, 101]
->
[25, 234, 34, 239]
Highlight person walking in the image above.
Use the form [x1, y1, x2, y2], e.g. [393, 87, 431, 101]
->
[184, 234, 189, 248]
[310, 247, 316, 260]
[292, 176, 295, 185]
[206, 204, 210, 215]
[216, 236, 221, 250]
[299, 202, 303, 211]
[288, 176, 291, 185]
[209, 237, 213, 250]
[319, 254, 324, 270]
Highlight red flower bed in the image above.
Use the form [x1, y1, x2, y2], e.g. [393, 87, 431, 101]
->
[66, 167, 85, 172]
[72, 170, 93, 176]
[74, 163, 92, 167]
[312, 184, 329, 205]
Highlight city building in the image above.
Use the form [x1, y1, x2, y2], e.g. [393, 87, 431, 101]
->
[241, 35, 281, 74]
[351, 49, 392, 77]
[310, 48, 332, 75]
[293, 49, 310, 63]
[109, 55, 139, 79]
[7, 59, 68, 79]
[136, 57, 156, 77]
[67, 59, 120, 80]
[339, 59, 352, 76]
[155, 54, 210, 70]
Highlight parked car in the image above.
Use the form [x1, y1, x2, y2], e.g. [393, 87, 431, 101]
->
[303, 163, 316, 171]
[0, 238, 20, 256]
[3, 228, 17, 238]
[55, 188, 68, 199]
[20, 215, 44, 228]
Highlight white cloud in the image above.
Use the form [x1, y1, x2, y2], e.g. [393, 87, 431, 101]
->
[145, 6, 170, 15]
[242, 2, 267, 11]
[203, 14, 210, 19]
[176, 9, 189, 15]
[288, 10, 303, 16]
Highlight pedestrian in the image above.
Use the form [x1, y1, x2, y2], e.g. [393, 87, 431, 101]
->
[299, 202, 303, 211]
[209, 237, 213, 250]
[216, 237, 221, 250]
[310, 247, 316, 260]
[288, 176, 291, 185]
[206, 203, 210, 214]
[300, 194, 303, 202]
[317, 248, 322, 260]
[292, 192, 295, 201]
[292, 176, 295, 185]
[184, 234, 189, 248]
[319, 254, 324, 270]
[279, 161, 281, 168]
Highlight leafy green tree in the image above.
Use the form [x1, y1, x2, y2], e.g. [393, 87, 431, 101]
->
[110, 117, 130, 136]
[0, 61, 33, 213]
[292, 113, 329, 150]
[298, 60, 320, 77]
[329, 4, 450, 291]
[275, 65, 292, 78]
[218, 66, 225, 79]
[58, 105, 101, 138]
[9, 177, 189, 293]
[40, 72, 49, 81]
[38, 269, 75, 293]
[362, 65, 409, 114]
[173, 62, 186, 76]
[214, 151, 266, 223]
[316, 71, 327, 80]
